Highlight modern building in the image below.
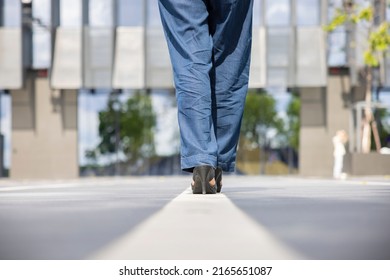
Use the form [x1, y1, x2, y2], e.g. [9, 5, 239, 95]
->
[0, 0, 389, 179]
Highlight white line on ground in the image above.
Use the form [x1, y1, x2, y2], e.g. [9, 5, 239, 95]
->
[90, 188, 303, 260]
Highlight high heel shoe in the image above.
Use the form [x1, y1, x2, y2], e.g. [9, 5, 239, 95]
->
[191, 165, 217, 194]
[215, 167, 222, 193]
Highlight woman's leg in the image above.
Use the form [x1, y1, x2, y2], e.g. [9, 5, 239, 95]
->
[209, 0, 254, 172]
[158, 0, 217, 172]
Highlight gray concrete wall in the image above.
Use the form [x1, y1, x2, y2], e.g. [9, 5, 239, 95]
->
[299, 73, 352, 177]
[11, 74, 78, 179]
[344, 153, 390, 176]
[299, 87, 332, 176]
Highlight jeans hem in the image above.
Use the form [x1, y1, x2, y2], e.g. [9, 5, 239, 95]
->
[181, 154, 217, 173]
[218, 161, 236, 173]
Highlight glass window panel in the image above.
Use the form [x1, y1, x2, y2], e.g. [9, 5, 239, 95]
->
[117, 0, 143, 26]
[296, 0, 320, 26]
[147, 0, 162, 27]
[32, 0, 51, 26]
[327, 29, 347, 66]
[384, 50, 390, 87]
[60, 0, 82, 26]
[89, 0, 114, 27]
[327, 0, 349, 23]
[33, 31, 51, 69]
[151, 90, 180, 157]
[356, 0, 371, 7]
[328, 0, 343, 6]
[355, 21, 369, 67]
[77, 89, 110, 167]
[387, 2, 390, 22]
[0, 91, 11, 169]
[2, 0, 21, 27]
[265, 0, 290, 26]
[32, 0, 51, 69]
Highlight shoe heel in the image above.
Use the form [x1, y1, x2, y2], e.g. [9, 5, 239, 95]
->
[192, 165, 216, 194]
[215, 167, 222, 193]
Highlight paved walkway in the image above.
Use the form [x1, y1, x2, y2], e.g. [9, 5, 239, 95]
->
[0, 176, 389, 259]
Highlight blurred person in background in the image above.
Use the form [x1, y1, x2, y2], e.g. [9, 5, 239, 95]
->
[158, 0, 254, 194]
[333, 130, 348, 179]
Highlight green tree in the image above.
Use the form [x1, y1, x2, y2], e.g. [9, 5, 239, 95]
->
[97, 91, 156, 165]
[241, 90, 284, 149]
[286, 93, 301, 152]
[240, 90, 284, 174]
[325, 0, 390, 153]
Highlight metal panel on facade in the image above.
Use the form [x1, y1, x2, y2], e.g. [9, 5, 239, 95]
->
[249, 27, 266, 88]
[146, 27, 173, 88]
[266, 27, 294, 87]
[112, 27, 145, 89]
[296, 27, 326, 86]
[84, 27, 114, 88]
[0, 28, 22, 89]
[51, 28, 82, 89]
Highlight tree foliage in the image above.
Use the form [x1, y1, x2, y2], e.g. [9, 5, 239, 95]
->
[325, 4, 390, 67]
[240, 90, 284, 148]
[97, 92, 156, 163]
[286, 94, 301, 151]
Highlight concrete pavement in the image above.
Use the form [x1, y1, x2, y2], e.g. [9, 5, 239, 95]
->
[0, 176, 389, 260]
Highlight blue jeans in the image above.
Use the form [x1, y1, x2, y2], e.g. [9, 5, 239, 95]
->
[158, 0, 253, 172]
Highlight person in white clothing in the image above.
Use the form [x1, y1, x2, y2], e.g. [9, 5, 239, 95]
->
[333, 130, 348, 179]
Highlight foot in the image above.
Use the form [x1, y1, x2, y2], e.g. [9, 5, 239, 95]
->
[191, 165, 217, 194]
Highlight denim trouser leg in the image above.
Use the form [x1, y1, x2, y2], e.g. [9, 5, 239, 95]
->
[158, 0, 253, 173]
[209, 1, 253, 172]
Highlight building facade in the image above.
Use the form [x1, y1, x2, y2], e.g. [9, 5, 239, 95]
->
[0, 0, 389, 178]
